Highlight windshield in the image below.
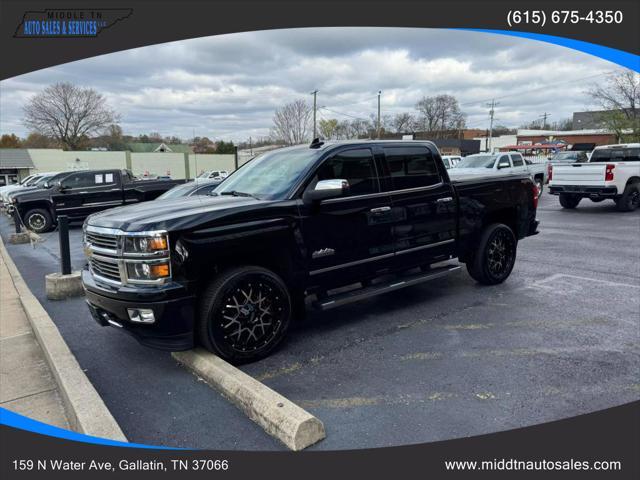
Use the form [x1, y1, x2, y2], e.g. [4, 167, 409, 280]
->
[43, 172, 71, 188]
[215, 147, 320, 200]
[24, 175, 43, 186]
[196, 171, 212, 178]
[33, 175, 55, 186]
[550, 152, 578, 162]
[456, 155, 497, 169]
[157, 183, 196, 199]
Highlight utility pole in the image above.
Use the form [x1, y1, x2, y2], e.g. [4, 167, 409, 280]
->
[486, 99, 498, 152]
[311, 90, 318, 139]
[249, 136, 253, 155]
[539, 112, 551, 129]
[377, 90, 382, 139]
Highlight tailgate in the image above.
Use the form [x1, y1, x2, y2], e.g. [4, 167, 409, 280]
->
[551, 164, 605, 186]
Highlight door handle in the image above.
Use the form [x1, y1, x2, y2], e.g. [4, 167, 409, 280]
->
[436, 197, 453, 203]
[370, 206, 391, 214]
[78, 191, 89, 194]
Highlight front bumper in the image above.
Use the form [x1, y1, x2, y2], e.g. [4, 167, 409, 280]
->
[548, 185, 618, 197]
[82, 269, 196, 350]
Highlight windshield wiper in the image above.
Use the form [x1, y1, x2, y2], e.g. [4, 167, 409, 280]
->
[220, 190, 261, 200]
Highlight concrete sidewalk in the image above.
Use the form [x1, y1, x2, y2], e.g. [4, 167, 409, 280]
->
[0, 252, 70, 428]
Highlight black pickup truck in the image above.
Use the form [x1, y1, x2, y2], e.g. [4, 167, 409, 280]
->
[11, 169, 183, 233]
[82, 140, 539, 363]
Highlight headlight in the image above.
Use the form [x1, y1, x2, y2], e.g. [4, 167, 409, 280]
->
[123, 234, 168, 254]
[125, 260, 171, 282]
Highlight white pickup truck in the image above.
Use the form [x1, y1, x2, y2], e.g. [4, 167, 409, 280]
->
[548, 143, 640, 212]
[450, 152, 548, 194]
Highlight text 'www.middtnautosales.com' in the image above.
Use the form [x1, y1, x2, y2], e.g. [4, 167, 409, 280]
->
[444, 458, 622, 472]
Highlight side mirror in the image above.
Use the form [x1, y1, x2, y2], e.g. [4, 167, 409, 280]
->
[497, 161, 510, 169]
[303, 179, 349, 204]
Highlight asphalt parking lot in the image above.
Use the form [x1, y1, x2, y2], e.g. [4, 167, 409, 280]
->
[1, 192, 638, 450]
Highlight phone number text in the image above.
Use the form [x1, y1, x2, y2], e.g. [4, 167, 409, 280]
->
[507, 10, 623, 27]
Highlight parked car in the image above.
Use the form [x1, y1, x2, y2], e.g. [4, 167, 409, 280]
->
[549, 143, 640, 211]
[441, 155, 462, 169]
[0, 172, 51, 204]
[11, 169, 184, 233]
[2, 172, 61, 213]
[197, 170, 229, 180]
[450, 152, 548, 194]
[82, 140, 539, 363]
[155, 179, 223, 200]
[548, 151, 589, 164]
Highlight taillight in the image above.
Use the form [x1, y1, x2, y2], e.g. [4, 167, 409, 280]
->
[547, 164, 553, 181]
[532, 181, 539, 209]
[605, 164, 615, 181]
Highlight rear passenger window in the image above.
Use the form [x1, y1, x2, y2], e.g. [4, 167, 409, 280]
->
[510, 154, 524, 166]
[315, 148, 378, 196]
[384, 147, 441, 190]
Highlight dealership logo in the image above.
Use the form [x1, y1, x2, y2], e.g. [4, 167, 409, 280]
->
[14, 8, 133, 38]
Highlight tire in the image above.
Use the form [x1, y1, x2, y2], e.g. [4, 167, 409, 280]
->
[197, 266, 292, 364]
[23, 208, 53, 233]
[466, 223, 517, 285]
[615, 182, 640, 212]
[559, 193, 581, 209]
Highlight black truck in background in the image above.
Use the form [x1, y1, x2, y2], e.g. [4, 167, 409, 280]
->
[82, 140, 540, 363]
[11, 169, 183, 233]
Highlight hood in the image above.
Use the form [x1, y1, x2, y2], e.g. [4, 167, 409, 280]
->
[448, 168, 500, 177]
[87, 195, 266, 232]
[11, 186, 51, 202]
[0, 185, 24, 197]
[6, 185, 40, 198]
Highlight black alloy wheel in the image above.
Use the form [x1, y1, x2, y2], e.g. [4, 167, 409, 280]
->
[466, 223, 517, 285]
[198, 266, 291, 363]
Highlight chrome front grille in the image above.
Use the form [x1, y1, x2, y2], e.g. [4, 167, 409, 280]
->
[89, 255, 122, 283]
[84, 224, 171, 287]
[85, 231, 118, 253]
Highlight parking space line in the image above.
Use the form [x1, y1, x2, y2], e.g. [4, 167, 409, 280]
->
[296, 383, 640, 410]
[530, 273, 640, 289]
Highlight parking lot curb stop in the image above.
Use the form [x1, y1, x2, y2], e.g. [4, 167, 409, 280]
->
[45, 271, 84, 300]
[173, 349, 326, 451]
[8, 232, 30, 244]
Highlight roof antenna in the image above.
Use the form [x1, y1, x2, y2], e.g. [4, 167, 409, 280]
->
[309, 137, 324, 149]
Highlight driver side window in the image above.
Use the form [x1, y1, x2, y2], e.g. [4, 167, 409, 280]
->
[314, 148, 379, 197]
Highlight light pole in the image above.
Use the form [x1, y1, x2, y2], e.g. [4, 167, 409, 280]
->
[311, 90, 318, 139]
[377, 90, 382, 139]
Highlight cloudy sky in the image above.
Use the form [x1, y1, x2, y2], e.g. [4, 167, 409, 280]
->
[0, 28, 622, 142]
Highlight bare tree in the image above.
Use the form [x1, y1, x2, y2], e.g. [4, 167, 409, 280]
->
[415, 94, 466, 137]
[271, 99, 312, 145]
[589, 70, 640, 141]
[391, 112, 415, 133]
[346, 118, 372, 138]
[23, 82, 119, 150]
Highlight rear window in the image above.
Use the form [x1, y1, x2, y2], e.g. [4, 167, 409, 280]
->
[384, 147, 441, 190]
[590, 148, 640, 162]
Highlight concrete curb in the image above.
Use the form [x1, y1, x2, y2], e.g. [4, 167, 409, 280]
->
[173, 349, 325, 451]
[0, 237, 127, 442]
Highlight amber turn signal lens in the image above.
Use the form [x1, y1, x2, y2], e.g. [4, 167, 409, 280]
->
[149, 237, 168, 251]
[150, 263, 170, 277]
